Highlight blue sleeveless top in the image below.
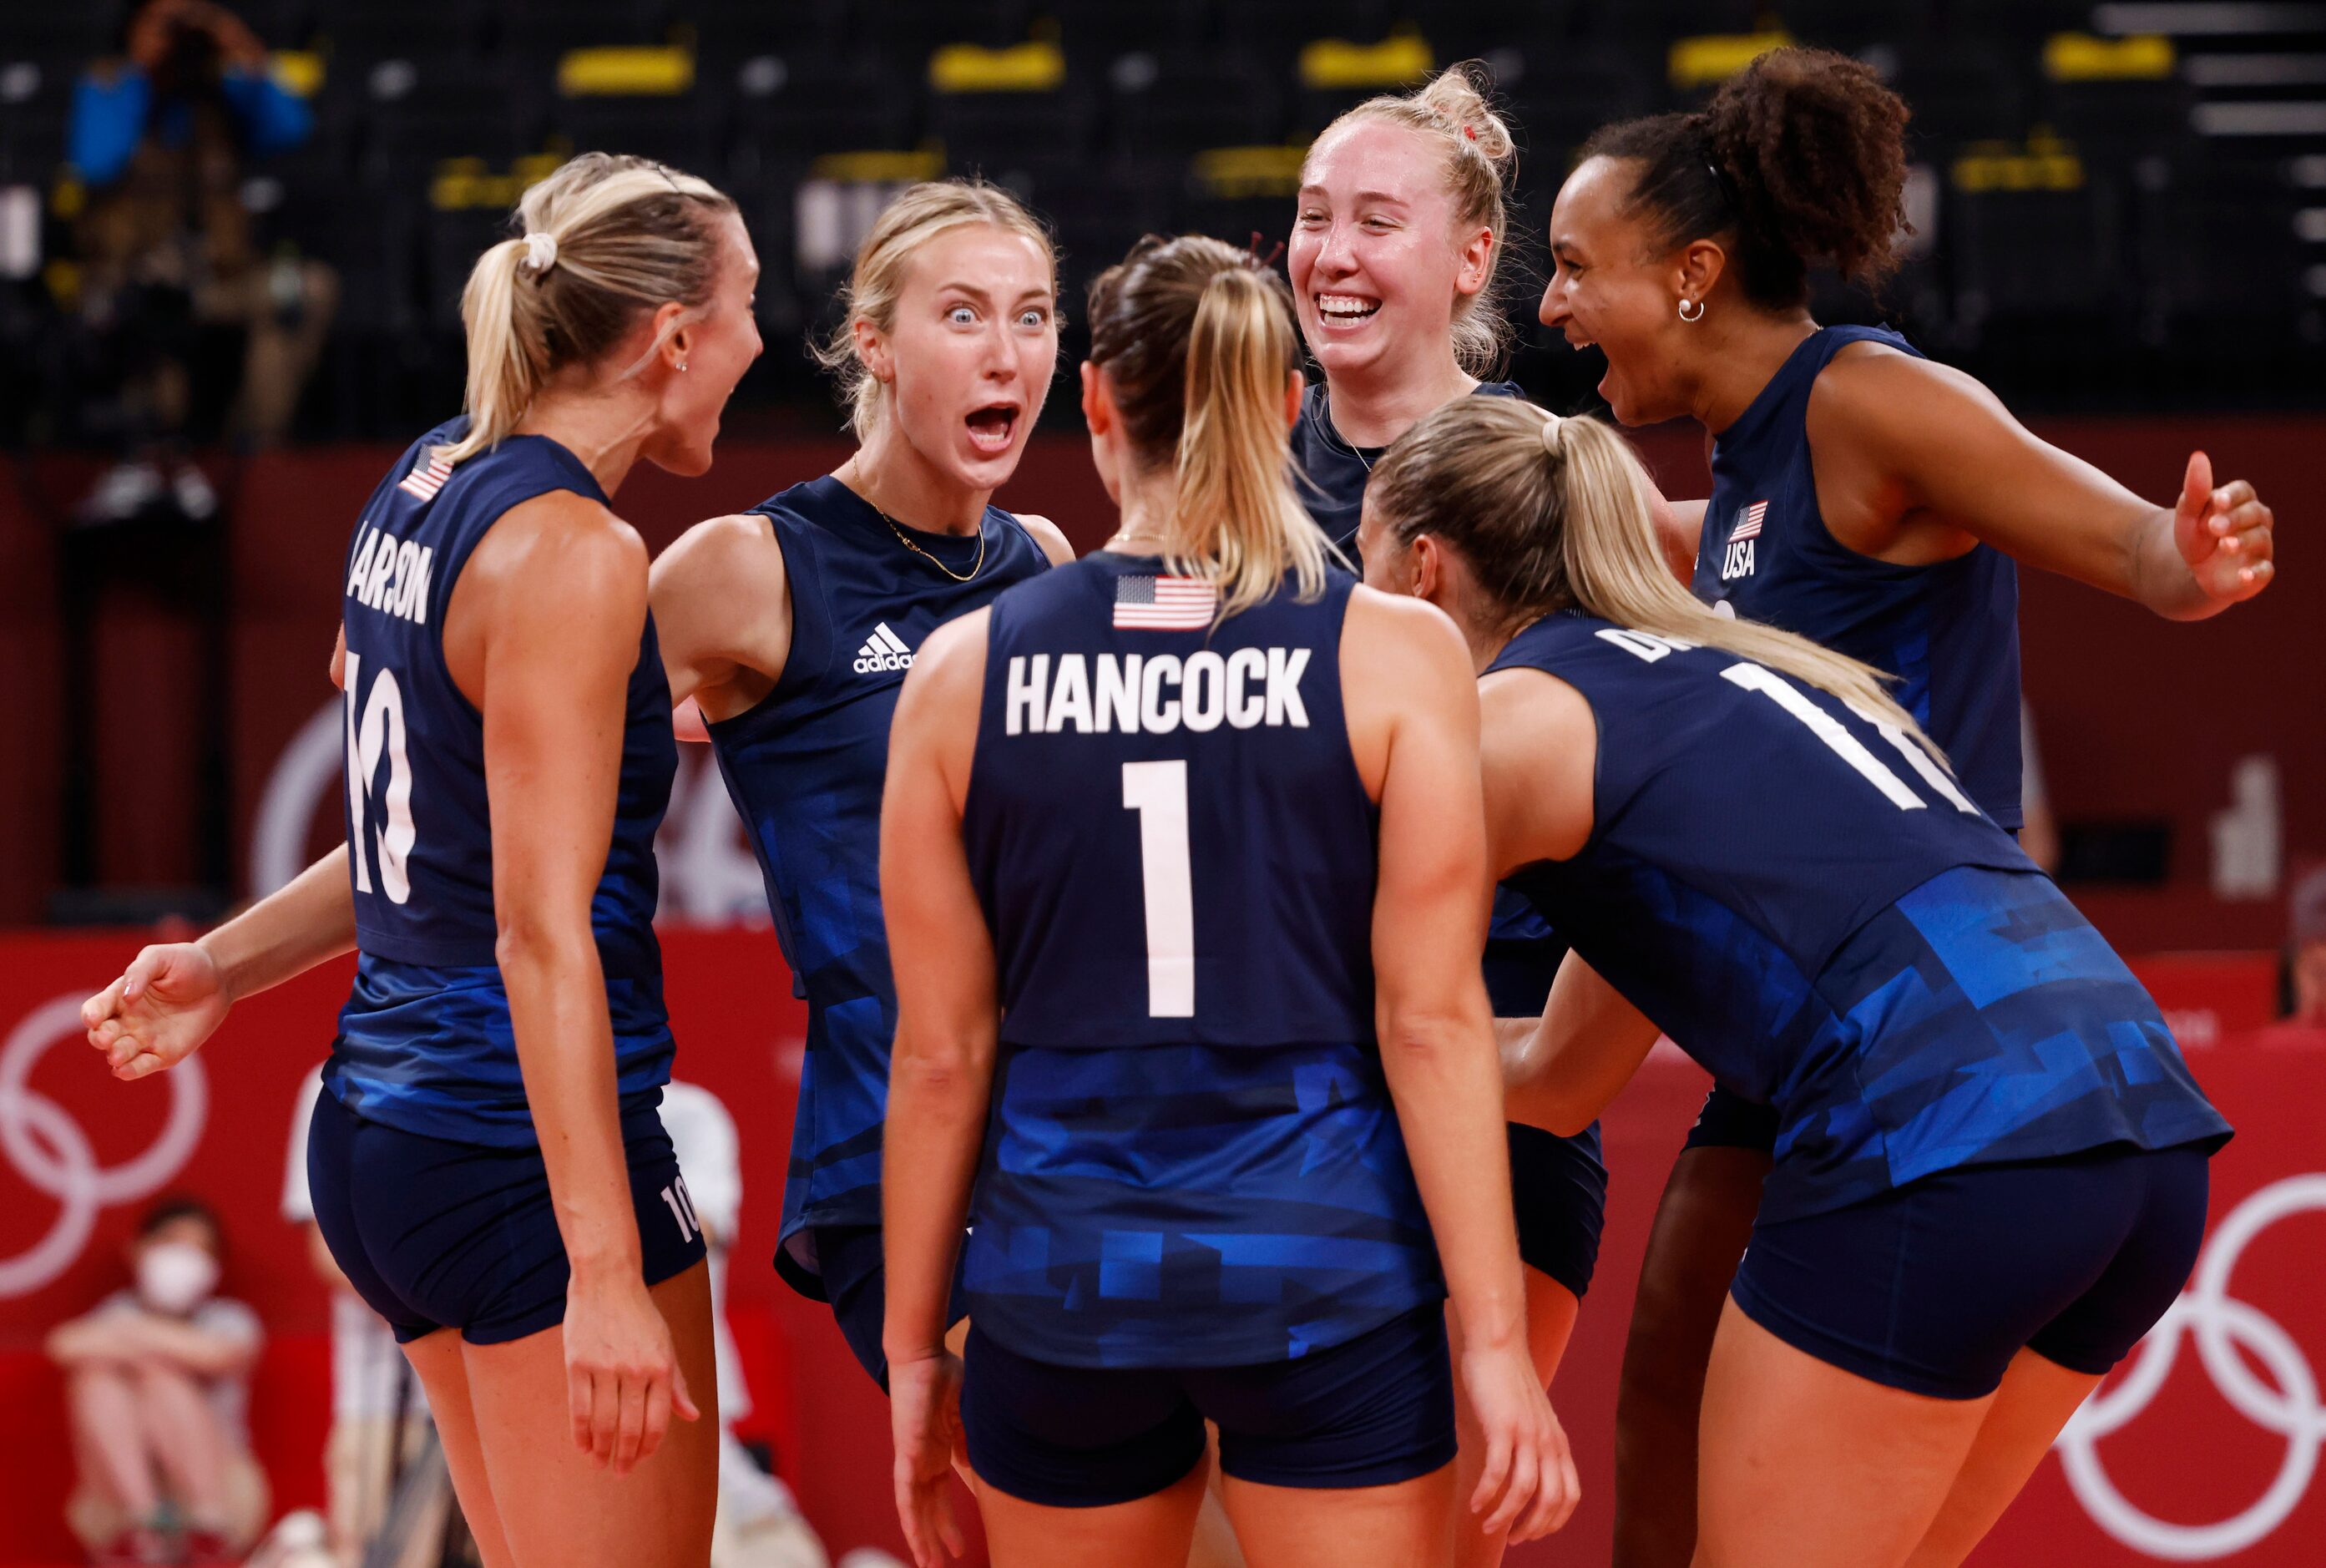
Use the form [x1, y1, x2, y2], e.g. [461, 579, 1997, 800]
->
[1491, 612, 2229, 1220]
[1694, 325, 2025, 827]
[702, 475, 1051, 1285]
[958, 555, 1442, 1368]
[328, 417, 678, 1146]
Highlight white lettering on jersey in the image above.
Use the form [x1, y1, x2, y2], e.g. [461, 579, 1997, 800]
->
[852, 621, 915, 674]
[1004, 649, 1314, 736]
[342, 524, 434, 626]
[1595, 628, 1697, 663]
[1720, 538, 1757, 581]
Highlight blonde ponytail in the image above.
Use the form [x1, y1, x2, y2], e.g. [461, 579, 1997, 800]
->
[1369, 397, 1945, 761]
[436, 152, 737, 467]
[1087, 235, 1326, 619]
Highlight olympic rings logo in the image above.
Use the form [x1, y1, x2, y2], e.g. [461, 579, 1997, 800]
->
[2055, 1173, 2326, 1560]
[0, 992, 209, 1299]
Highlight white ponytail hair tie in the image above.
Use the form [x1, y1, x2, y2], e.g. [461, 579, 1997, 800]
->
[1539, 412, 1565, 455]
[522, 230, 558, 275]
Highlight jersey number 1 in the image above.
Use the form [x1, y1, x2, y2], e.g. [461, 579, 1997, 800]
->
[1122, 761, 1196, 1018]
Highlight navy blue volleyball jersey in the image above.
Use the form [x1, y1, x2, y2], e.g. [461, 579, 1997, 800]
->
[1292, 378, 1523, 559]
[1492, 612, 2228, 1221]
[1694, 326, 2024, 826]
[958, 555, 1443, 1368]
[703, 475, 1051, 1279]
[328, 417, 678, 1146]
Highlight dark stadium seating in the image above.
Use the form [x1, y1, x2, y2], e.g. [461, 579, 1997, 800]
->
[0, 0, 2316, 443]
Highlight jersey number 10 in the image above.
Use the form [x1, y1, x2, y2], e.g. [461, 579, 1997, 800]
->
[1122, 761, 1196, 1018]
[343, 652, 417, 903]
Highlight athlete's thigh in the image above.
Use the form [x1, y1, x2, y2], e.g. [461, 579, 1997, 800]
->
[974, 1455, 1209, 1568]
[458, 1259, 721, 1568]
[1613, 1143, 1767, 1568]
[399, 1328, 514, 1568]
[1219, 1464, 1456, 1568]
[1696, 1298, 1990, 1568]
[1906, 1348, 2100, 1568]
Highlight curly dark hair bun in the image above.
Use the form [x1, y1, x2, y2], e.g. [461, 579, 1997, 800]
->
[1583, 46, 1911, 310]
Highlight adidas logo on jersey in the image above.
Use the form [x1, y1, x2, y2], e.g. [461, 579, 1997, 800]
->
[853, 623, 915, 674]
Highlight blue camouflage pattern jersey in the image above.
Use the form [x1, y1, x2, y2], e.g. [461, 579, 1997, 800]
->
[1694, 325, 2025, 827]
[703, 475, 1050, 1291]
[329, 417, 678, 1147]
[958, 554, 1444, 1368]
[1492, 611, 2229, 1222]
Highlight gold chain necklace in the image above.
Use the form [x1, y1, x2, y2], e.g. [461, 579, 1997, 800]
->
[877, 506, 985, 583]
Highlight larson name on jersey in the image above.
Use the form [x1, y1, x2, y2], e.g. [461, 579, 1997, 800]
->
[1003, 648, 1312, 737]
[344, 522, 436, 625]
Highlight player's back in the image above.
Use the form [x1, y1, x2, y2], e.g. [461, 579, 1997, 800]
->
[331, 417, 678, 1146]
[958, 554, 1443, 1368]
[1494, 611, 2227, 1219]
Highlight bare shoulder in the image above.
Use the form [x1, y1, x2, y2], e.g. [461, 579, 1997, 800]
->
[1479, 665, 1595, 751]
[1344, 583, 1470, 672]
[1011, 513, 1077, 567]
[468, 489, 647, 618]
[1812, 341, 2009, 444]
[655, 511, 783, 587]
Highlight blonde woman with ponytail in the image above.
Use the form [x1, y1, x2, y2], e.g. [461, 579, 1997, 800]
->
[877, 235, 1571, 1568]
[1363, 397, 2230, 1568]
[82, 153, 766, 1568]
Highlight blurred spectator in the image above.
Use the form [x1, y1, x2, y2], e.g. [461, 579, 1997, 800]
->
[282, 1069, 453, 1568]
[660, 1080, 830, 1568]
[67, 0, 334, 493]
[2288, 866, 2326, 1025]
[45, 1195, 267, 1567]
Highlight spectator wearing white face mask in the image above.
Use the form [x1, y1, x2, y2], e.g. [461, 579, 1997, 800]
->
[46, 1195, 267, 1566]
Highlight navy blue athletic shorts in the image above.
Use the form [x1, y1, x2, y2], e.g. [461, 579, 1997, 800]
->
[963, 1303, 1458, 1506]
[307, 1085, 706, 1345]
[812, 1223, 971, 1391]
[1731, 1141, 2212, 1399]
[1683, 1084, 1782, 1152]
[1509, 1122, 1606, 1298]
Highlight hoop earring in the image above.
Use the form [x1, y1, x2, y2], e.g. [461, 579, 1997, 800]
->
[1677, 297, 1705, 323]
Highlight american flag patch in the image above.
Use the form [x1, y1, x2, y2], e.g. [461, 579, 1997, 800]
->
[1113, 573, 1216, 630]
[398, 455, 454, 503]
[1729, 500, 1768, 542]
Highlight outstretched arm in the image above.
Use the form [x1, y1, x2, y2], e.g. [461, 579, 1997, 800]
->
[1814, 351, 2276, 620]
[85, 847, 356, 1080]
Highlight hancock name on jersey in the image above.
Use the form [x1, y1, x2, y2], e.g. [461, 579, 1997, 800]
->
[344, 523, 436, 625]
[1004, 649, 1312, 736]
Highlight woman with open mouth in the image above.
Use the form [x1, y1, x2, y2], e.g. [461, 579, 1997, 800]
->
[1536, 45, 2278, 1568]
[648, 178, 1074, 1394]
[1288, 64, 1604, 1568]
